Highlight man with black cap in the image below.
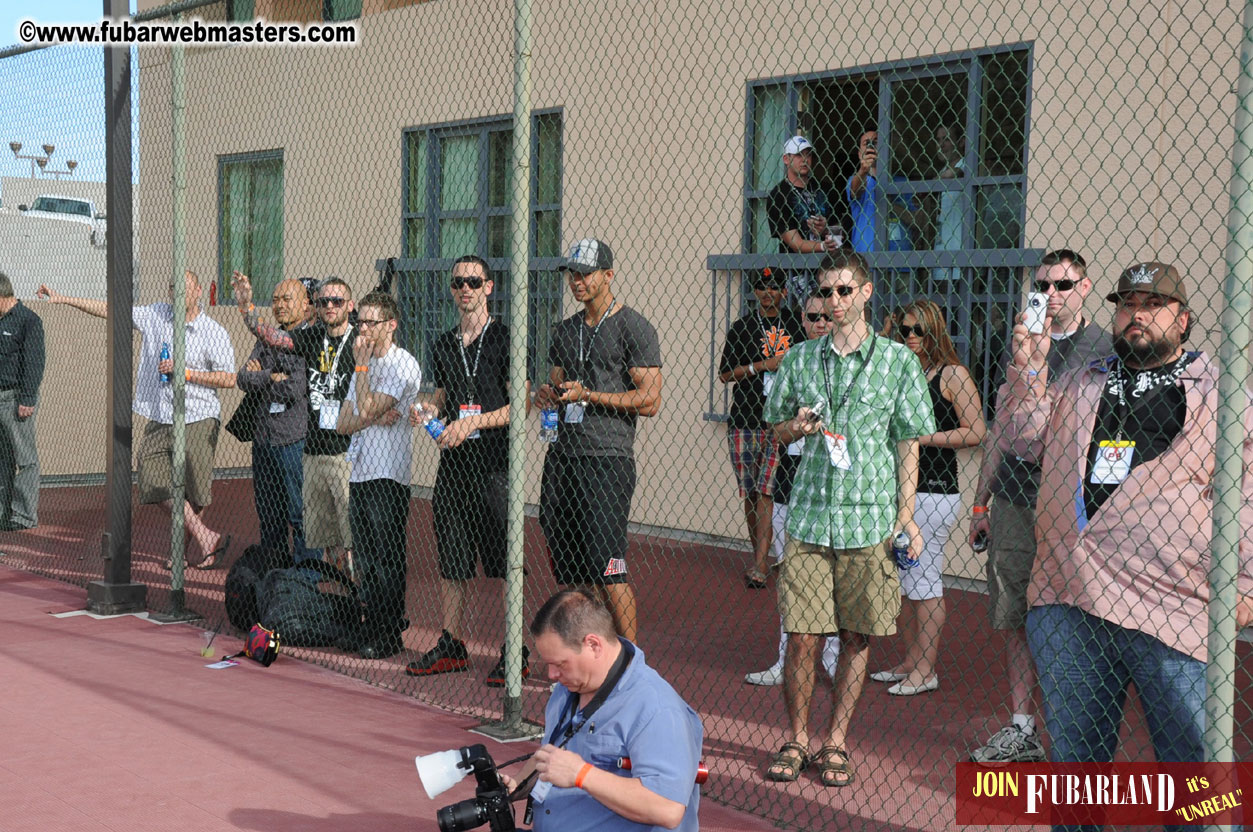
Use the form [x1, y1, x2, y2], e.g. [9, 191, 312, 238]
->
[717, 266, 803, 589]
[1001, 260, 1253, 770]
[535, 239, 663, 645]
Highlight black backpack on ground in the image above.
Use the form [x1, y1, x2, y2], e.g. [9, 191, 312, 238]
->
[256, 560, 363, 649]
[224, 544, 293, 631]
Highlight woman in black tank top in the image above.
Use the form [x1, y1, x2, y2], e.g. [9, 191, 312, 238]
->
[869, 300, 987, 696]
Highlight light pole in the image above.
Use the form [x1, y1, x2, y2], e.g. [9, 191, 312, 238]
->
[8, 142, 74, 180]
[43, 159, 78, 180]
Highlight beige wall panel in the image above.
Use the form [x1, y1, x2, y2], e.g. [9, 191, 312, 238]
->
[66, 0, 1245, 564]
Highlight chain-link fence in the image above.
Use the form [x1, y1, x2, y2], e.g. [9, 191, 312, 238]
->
[2, 0, 1253, 829]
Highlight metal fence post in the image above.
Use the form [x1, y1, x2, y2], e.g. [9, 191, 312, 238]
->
[496, 0, 537, 738]
[1206, 0, 1253, 777]
[87, 0, 144, 615]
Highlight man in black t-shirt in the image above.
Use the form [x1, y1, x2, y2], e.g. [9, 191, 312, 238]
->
[233, 272, 360, 573]
[718, 267, 803, 590]
[535, 238, 663, 645]
[403, 255, 526, 686]
[766, 136, 841, 301]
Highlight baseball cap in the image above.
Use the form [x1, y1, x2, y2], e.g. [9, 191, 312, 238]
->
[561, 238, 614, 275]
[752, 267, 786, 288]
[783, 136, 814, 156]
[298, 277, 319, 303]
[1105, 261, 1188, 305]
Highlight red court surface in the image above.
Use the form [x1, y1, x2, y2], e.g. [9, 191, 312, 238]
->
[3, 479, 1252, 831]
[0, 566, 779, 832]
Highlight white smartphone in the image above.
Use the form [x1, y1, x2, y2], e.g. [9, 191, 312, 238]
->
[1024, 292, 1048, 335]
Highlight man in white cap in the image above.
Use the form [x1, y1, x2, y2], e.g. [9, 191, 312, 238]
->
[767, 136, 841, 260]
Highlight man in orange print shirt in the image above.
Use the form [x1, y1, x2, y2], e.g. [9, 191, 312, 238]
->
[718, 267, 805, 590]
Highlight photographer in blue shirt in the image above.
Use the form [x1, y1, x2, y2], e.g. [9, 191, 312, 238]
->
[507, 590, 703, 832]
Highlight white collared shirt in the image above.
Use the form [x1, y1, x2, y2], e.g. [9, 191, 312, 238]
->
[132, 303, 236, 425]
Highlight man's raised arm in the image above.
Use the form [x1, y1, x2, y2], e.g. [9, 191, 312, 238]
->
[36, 285, 107, 319]
[230, 271, 296, 352]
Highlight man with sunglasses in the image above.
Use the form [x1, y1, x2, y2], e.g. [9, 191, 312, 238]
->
[405, 255, 527, 685]
[535, 238, 662, 645]
[968, 249, 1109, 765]
[336, 291, 420, 659]
[745, 292, 840, 686]
[1000, 261, 1253, 784]
[232, 272, 358, 585]
[38, 272, 236, 567]
[718, 267, 804, 590]
[762, 250, 934, 787]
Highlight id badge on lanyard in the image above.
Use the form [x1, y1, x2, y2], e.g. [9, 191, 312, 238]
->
[823, 429, 852, 470]
[459, 403, 482, 439]
[1090, 440, 1135, 484]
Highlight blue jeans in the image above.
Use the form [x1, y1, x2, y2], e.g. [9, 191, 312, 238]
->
[252, 439, 318, 563]
[1026, 604, 1206, 832]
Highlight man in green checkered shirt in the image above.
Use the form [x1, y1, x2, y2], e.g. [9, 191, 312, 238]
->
[761, 250, 935, 787]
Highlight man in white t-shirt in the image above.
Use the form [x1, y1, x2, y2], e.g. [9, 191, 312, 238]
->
[337, 291, 422, 659]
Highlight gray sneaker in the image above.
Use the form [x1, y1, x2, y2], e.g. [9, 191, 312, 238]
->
[970, 724, 1046, 764]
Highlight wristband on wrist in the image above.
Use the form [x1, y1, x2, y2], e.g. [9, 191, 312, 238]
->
[184, 369, 191, 382]
[583, 389, 591, 404]
[575, 763, 594, 790]
[747, 363, 757, 377]
[355, 365, 369, 373]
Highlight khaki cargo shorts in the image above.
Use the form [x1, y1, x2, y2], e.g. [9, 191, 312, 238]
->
[779, 537, 900, 637]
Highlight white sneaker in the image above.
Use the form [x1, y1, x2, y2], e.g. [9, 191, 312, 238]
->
[971, 723, 1046, 764]
[869, 670, 907, 683]
[744, 664, 784, 686]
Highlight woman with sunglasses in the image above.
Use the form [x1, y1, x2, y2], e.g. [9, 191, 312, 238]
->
[871, 300, 985, 695]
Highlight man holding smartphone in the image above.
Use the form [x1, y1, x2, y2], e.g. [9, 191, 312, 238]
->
[535, 239, 663, 646]
[968, 249, 1108, 764]
[768, 136, 840, 300]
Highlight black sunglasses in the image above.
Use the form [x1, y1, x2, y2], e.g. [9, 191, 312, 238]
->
[1034, 279, 1078, 293]
[814, 285, 857, 298]
[898, 324, 926, 337]
[316, 296, 347, 308]
[451, 276, 485, 290]
[805, 312, 833, 323]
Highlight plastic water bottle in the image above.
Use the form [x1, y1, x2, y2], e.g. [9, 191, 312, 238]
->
[892, 530, 917, 569]
[159, 342, 171, 384]
[540, 408, 559, 443]
[423, 413, 446, 441]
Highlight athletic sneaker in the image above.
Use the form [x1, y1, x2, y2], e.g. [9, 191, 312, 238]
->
[970, 723, 1046, 764]
[405, 630, 470, 676]
[484, 644, 530, 688]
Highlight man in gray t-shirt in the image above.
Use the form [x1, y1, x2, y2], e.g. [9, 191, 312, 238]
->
[536, 238, 663, 645]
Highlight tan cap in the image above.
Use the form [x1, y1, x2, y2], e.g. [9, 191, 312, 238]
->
[1105, 261, 1188, 304]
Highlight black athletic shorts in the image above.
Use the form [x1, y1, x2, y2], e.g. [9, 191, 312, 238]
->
[539, 453, 636, 586]
[432, 464, 508, 581]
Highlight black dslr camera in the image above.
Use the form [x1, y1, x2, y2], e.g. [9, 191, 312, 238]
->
[436, 745, 520, 832]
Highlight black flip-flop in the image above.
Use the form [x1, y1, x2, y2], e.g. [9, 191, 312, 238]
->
[194, 534, 231, 570]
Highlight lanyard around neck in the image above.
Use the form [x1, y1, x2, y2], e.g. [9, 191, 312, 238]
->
[458, 318, 491, 403]
[578, 301, 614, 380]
[821, 332, 876, 427]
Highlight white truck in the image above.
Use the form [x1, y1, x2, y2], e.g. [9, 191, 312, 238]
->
[18, 194, 107, 245]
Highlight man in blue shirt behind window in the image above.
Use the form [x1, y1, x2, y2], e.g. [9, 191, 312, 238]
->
[508, 590, 702, 832]
[847, 129, 923, 254]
